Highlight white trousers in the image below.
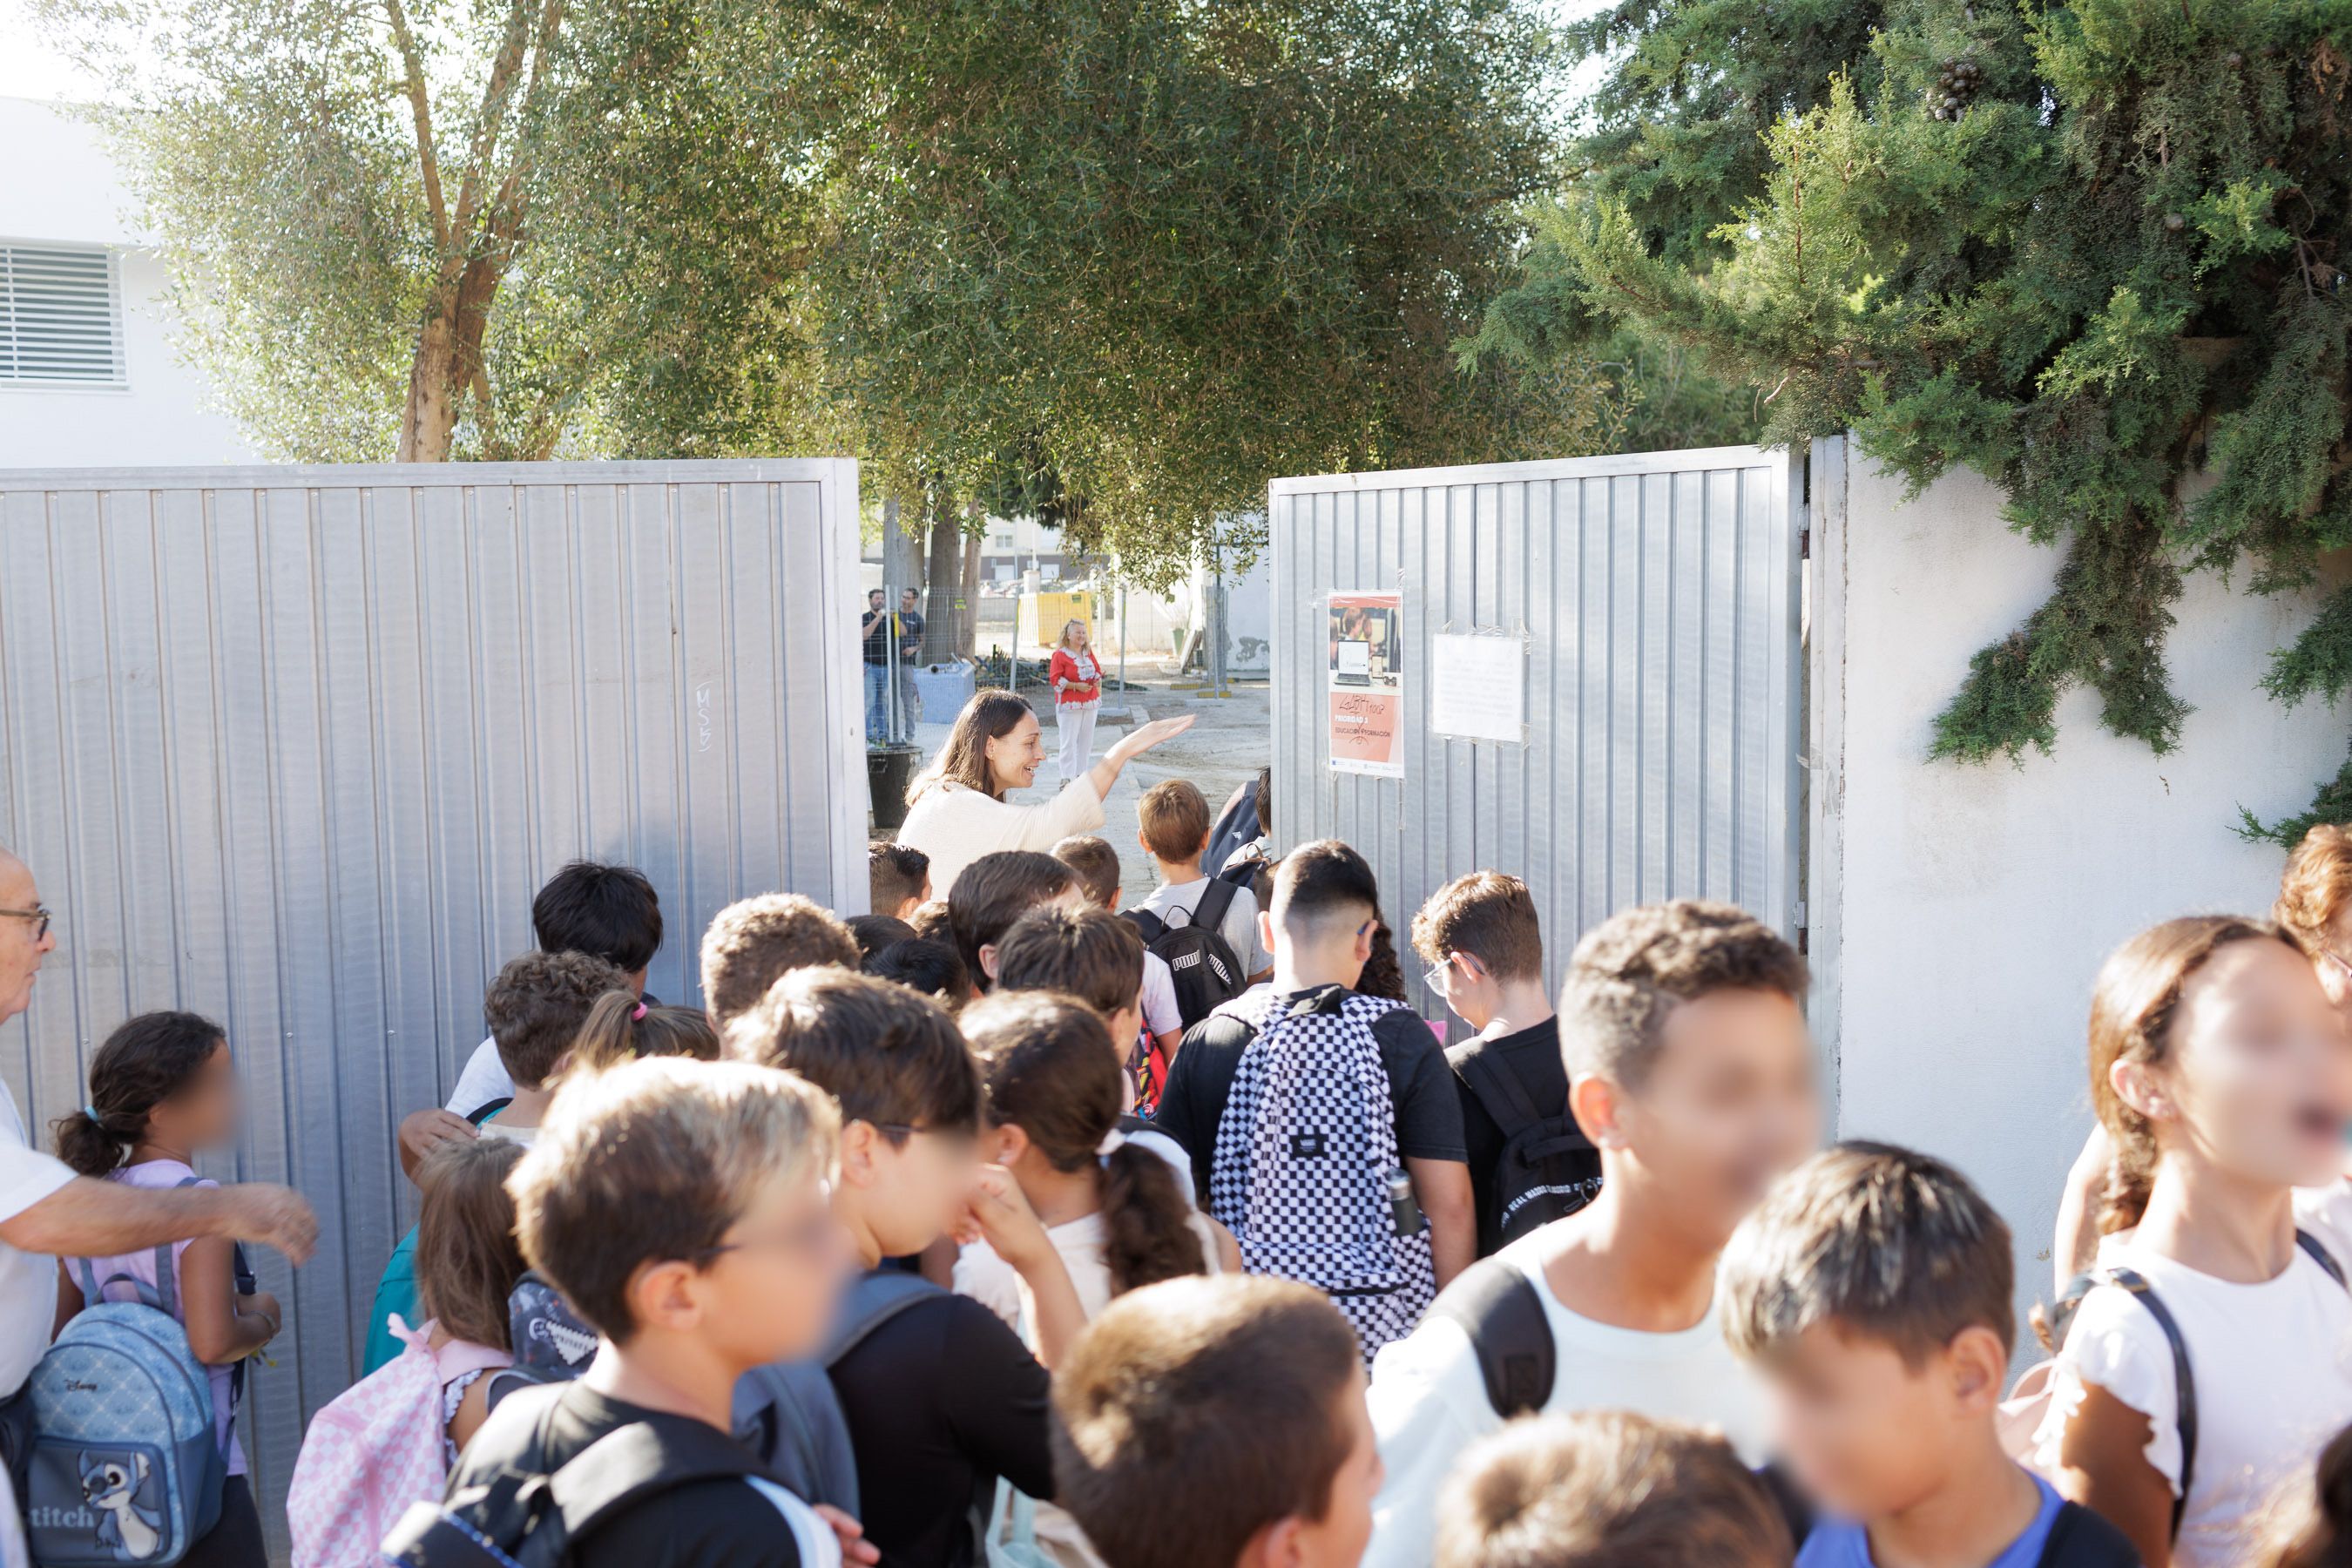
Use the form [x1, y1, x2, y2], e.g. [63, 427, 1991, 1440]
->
[1057, 701, 1099, 781]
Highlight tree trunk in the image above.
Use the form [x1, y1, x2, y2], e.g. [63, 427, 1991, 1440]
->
[398, 287, 464, 462]
[924, 503, 963, 663]
[960, 524, 982, 661]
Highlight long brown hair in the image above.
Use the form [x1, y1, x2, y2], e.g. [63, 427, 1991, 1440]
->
[2089, 915, 2307, 1234]
[962, 990, 1206, 1294]
[55, 1011, 224, 1177]
[908, 689, 1034, 804]
[570, 991, 720, 1073]
[416, 1137, 528, 1351]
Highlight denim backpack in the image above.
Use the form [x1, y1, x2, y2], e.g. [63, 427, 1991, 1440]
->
[24, 1275, 226, 1567]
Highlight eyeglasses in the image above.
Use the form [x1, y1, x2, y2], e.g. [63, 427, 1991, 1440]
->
[1423, 958, 1455, 998]
[0, 907, 51, 942]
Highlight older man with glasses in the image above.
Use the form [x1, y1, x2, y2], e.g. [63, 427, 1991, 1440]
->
[0, 845, 317, 1519]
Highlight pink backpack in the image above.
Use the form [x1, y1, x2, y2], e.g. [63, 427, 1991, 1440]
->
[287, 1315, 509, 1567]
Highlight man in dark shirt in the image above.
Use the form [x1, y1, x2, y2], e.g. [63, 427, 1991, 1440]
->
[862, 588, 891, 742]
[895, 589, 926, 739]
[1153, 841, 1474, 1290]
[1409, 871, 1601, 1254]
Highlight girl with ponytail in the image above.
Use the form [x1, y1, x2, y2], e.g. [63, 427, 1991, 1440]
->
[954, 990, 1236, 1326]
[566, 990, 720, 1073]
[51, 1010, 274, 1567]
[2034, 917, 2352, 1568]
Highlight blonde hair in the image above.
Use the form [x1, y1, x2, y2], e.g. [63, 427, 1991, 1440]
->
[2090, 916, 2306, 1234]
[1059, 619, 1089, 652]
[2277, 824, 2352, 954]
[507, 1057, 838, 1341]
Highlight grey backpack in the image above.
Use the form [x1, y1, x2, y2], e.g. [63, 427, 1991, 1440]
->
[729, 1267, 941, 1515]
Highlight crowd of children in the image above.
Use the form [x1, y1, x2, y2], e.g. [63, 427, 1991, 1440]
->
[21, 714, 2352, 1568]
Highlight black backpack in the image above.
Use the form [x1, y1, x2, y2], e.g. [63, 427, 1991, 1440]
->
[382, 1384, 775, 1568]
[2046, 1227, 2346, 1544]
[1124, 878, 1247, 1030]
[1431, 1258, 2173, 1568]
[1450, 1046, 1602, 1252]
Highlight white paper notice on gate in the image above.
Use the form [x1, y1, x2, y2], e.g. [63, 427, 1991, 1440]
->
[1430, 632, 1524, 743]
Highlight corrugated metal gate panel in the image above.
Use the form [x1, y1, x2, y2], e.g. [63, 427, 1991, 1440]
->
[0, 459, 864, 1556]
[1267, 448, 1801, 1010]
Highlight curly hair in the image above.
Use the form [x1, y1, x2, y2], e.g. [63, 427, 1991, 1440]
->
[2276, 824, 2352, 954]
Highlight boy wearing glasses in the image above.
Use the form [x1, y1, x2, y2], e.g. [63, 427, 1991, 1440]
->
[423, 1056, 860, 1567]
[1410, 872, 1600, 1256]
[727, 967, 1082, 1568]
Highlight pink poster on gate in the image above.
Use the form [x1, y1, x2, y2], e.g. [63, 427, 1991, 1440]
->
[1328, 591, 1402, 778]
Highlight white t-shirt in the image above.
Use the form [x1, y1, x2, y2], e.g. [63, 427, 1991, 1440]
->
[1139, 952, 1181, 1038]
[897, 778, 1108, 905]
[1362, 1227, 1768, 1568]
[476, 1122, 540, 1148]
[445, 1035, 514, 1115]
[1136, 875, 1272, 980]
[2032, 1233, 2352, 1568]
[0, 1077, 76, 1397]
[954, 1204, 1225, 1330]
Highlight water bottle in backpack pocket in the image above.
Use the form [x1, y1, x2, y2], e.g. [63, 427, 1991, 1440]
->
[24, 1285, 226, 1567]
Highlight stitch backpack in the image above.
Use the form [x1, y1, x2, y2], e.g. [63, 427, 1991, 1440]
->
[24, 1266, 226, 1567]
[285, 1314, 510, 1568]
[1207, 988, 1436, 1360]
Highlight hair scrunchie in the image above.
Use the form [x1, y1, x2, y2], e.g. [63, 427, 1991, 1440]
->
[632, 1002, 648, 1022]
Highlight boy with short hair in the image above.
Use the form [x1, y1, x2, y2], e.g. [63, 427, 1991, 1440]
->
[1152, 841, 1473, 1355]
[1434, 1410, 1793, 1568]
[1133, 781, 1274, 984]
[1362, 898, 1820, 1568]
[1051, 1274, 1380, 1568]
[728, 967, 1085, 1567]
[400, 1056, 854, 1567]
[478, 950, 632, 1142]
[1054, 835, 1185, 1085]
[870, 841, 933, 922]
[408, 860, 666, 1167]
[947, 849, 1085, 989]
[862, 936, 975, 1010]
[1720, 1143, 2139, 1568]
[1411, 872, 1600, 1255]
[848, 913, 918, 964]
[700, 892, 861, 1028]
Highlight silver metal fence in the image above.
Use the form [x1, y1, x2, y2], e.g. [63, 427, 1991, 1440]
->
[0, 458, 865, 1554]
[1267, 447, 1804, 1011]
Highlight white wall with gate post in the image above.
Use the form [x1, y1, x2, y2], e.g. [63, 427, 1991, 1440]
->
[1806, 434, 2352, 1346]
[0, 458, 867, 1557]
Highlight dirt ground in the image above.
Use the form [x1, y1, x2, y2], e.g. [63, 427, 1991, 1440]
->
[902, 658, 1270, 905]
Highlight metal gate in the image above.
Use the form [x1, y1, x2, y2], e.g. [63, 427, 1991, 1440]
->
[1267, 447, 1804, 1010]
[0, 458, 864, 1553]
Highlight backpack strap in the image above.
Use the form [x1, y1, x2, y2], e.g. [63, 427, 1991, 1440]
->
[1428, 1257, 1553, 1418]
[823, 1269, 944, 1366]
[1454, 1044, 1548, 1139]
[1187, 875, 1240, 939]
[470, 1098, 514, 1126]
[525, 1418, 764, 1567]
[2299, 1227, 2348, 1288]
[1121, 909, 1168, 944]
[2096, 1266, 2195, 1543]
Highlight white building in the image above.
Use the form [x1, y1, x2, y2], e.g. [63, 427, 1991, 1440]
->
[0, 96, 255, 468]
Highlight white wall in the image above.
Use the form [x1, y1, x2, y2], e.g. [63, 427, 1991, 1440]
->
[1810, 436, 2352, 1342]
[0, 96, 256, 467]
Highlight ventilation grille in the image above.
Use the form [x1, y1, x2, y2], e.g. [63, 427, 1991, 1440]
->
[1, 244, 125, 386]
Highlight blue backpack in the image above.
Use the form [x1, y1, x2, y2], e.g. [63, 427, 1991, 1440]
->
[24, 1254, 227, 1567]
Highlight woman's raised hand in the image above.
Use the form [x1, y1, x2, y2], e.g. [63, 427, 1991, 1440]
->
[1108, 713, 1195, 764]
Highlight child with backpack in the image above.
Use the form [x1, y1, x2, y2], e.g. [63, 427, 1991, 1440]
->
[2030, 916, 2352, 1568]
[1362, 898, 1817, 1568]
[1409, 872, 1599, 1256]
[45, 1010, 277, 1568]
[288, 1137, 529, 1565]
[1053, 835, 1186, 1093]
[1434, 1411, 1794, 1568]
[730, 967, 1085, 1568]
[384, 1057, 861, 1568]
[1131, 781, 1272, 1010]
[1050, 1275, 1380, 1568]
[1149, 841, 1473, 1359]
[363, 953, 629, 1374]
[1721, 1142, 2139, 1568]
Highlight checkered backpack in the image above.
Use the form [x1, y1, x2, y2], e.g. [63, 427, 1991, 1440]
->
[1208, 990, 1436, 1359]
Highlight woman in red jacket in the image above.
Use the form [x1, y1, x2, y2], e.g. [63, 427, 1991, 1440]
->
[1048, 618, 1102, 781]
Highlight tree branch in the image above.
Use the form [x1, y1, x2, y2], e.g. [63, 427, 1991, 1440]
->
[382, 0, 448, 252]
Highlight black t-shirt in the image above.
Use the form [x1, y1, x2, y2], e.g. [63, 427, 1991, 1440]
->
[898, 608, 925, 660]
[1445, 1017, 1597, 1255]
[828, 1285, 1053, 1568]
[1153, 983, 1470, 1199]
[862, 603, 891, 664]
[444, 1382, 802, 1568]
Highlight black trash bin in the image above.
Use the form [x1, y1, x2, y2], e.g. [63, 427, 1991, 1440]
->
[868, 744, 922, 830]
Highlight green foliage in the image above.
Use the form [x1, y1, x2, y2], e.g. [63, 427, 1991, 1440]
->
[1473, 0, 2352, 834]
